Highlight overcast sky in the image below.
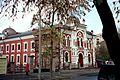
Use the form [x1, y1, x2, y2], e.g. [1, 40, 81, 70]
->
[0, 0, 118, 35]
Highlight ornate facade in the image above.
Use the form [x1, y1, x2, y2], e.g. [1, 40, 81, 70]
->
[0, 24, 96, 71]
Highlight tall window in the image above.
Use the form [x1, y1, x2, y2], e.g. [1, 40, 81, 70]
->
[87, 40, 90, 49]
[18, 44, 20, 50]
[65, 53, 68, 62]
[11, 55, 14, 62]
[23, 54, 27, 63]
[87, 39, 91, 49]
[77, 38, 80, 47]
[88, 54, 91, 63]
[11, 44, 15, 52]
[80, 38, 83, 47]
[6, 44, 9, 52]
[76, 31, 84, 48]
[31, 42, 35, 49]
[66, 36, 70, 47]
[25, 43, 27, 49]
[17, 54, 20, 63]
[24, 42, 28, 51]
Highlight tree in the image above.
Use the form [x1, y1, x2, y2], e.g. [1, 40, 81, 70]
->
[0, 0, 94, 80]
[93, 0, 120, 79]
[96, 41, 110, 61]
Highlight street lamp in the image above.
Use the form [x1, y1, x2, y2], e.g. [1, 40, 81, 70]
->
[38, 12, 42, 80]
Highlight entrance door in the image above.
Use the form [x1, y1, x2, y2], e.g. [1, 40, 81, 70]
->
[79, 53, 83, 67]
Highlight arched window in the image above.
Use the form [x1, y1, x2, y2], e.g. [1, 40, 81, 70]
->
[77, 31, 84, 48]
[65, 53, 68, 62]
[66, 36, 70, 47]
[77, 38, 80, 47]
[78, 53, 83, 67]
[80, 38, 83, 47]
[77, 31, 84, 38]
[88, 54, 91, 63]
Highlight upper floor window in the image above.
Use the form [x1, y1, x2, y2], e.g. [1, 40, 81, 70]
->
[31, 41, 35, 50]
[76, 31, 84, 48]
[77, 38, 80, 47]
[24, 42, 28, 51]
[77, 31, 84, 38]
[87, 39, 92, 49]
[17, 43, 21, 51]
[11, 44, 15, 52]
[6, 44, 9, 52]
[32, 42, 35, 49]
[80, 38, 83, 47]
[66, 36, 70, 47]
[25, 44, 27, 49]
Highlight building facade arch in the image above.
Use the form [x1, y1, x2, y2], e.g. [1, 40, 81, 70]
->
[76, 30, 84, 38]
[63, 51, 70, 63]
[88, 53, 92, 65]
[78, 52, 84, 67]
[76, 31, 84, 48]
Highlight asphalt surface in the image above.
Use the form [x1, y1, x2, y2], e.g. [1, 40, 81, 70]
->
[0, 68, 100, 80]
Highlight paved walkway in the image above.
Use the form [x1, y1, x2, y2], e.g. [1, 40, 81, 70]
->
[0, 68, 100, 80]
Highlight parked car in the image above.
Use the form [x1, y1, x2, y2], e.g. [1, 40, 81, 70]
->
[98, 64, 115, 80]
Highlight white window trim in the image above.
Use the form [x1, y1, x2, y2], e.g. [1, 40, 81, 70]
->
[80, 38, 83, 48]
[6, 44, 9, 53]
[31, 41, 35, 51]
[6, 55, 9, 62]
[64, 51, 70, 62]
[0, 45, 3, 53]
[16, 54, 20, 64]
[88, 53, 92, 64]
[11, 43, 15, 52]
[24, 42, 28, 52]
[23, 54, 28, 64]
[66, 36, 71, 47]
[11, 54, 14, 62]
[17, 43, 21, 52]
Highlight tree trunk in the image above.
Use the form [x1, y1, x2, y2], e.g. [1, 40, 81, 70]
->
[93, 0, 120, 79]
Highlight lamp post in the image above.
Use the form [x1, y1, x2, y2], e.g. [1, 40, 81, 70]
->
[38, 10, 42, 80]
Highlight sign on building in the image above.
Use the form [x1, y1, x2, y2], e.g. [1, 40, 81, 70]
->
[0, 55, 7, 74]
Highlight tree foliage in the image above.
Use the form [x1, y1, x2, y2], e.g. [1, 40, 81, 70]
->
[0, 0, 94, 25]
[96, 41, 110, 61]
[112, 0, 120, 23]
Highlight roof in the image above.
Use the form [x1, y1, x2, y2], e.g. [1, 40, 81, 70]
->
[5, 31, 32, 39]
[2, 27, 16, 36]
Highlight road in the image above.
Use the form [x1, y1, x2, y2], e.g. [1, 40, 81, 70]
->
[0, 68, 100, 80]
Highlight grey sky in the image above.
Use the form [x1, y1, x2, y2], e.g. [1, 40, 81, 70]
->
[0, 0, 118, 35]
